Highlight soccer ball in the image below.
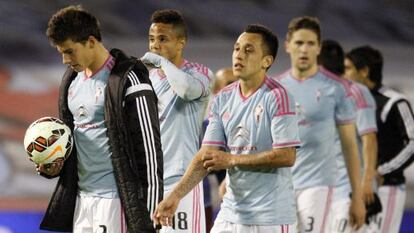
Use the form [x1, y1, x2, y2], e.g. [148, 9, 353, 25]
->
[24, 117, 73, 165]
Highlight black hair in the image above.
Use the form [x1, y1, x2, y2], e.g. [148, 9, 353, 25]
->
[151, 9, 187, 39]
[346, 46, 383, 86]
[318, 39, 344, 75]
[46, 5, 101, 46]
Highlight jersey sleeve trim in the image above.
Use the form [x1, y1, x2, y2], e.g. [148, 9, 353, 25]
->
[202, 141, 226, 148]
[336, 118, 355, 125]
[358, 128, 378, 136]
[272, 141, 301, 149]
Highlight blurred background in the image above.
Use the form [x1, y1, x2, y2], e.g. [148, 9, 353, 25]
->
[0, 0, 413, 232]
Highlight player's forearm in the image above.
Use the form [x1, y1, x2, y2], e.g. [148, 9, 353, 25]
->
[234, 147, 296, 169]
[169, 151, 208, 200]
[361, 133, 377, 182]
[161, 61, 205, 100]
[339, 124, 363, 196]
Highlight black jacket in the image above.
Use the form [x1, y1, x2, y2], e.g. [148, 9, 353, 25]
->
[40, 48, 163, 232]
[371, 85, 414, 185]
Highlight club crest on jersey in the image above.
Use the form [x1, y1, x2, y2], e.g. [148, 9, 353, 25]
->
[95, 86, 103, 104]
[157, 69, 166, 79]
[316, 89, 321, 102]
[254, 104, 264, 123]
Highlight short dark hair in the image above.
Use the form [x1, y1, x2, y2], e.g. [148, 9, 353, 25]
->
[346, 46, 383, 86]
[46, 5, 102, 46]
[244, 24, 279, 62]
[151, 9, 187, 39]
[318, 39, 344, 76]
[286, 16, 321, 42]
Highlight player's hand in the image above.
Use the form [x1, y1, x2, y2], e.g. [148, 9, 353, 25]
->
[376, 173, 384, 186]
[349, 194, 366, 230]
[362, 176, 375, 204]
[141, 52, 165, 68]
[201, 150, 235, 172]
[153, 193, 180, 226]
[36, 161, 63, 176]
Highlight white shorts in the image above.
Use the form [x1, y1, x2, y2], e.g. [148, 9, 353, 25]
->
[329, 195, 366, 233]
[161, 182, 205, 233]
[211, 217, 297, 233]
[295, 186, 333, 233]
[366, 185, 406, 233]
[73, 195, 127, 233]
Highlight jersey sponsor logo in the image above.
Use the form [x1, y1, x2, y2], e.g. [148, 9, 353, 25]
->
[254, 104, 264, 124]
[75, 123, 99, 129]
[230, 124, 250, 145]
[229, 125, 257, 152]
[76, 104, 89, 119]
[228, 146, 257, 152]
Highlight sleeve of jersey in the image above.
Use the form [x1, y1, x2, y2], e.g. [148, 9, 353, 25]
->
[355, 98, 378, 136]
[202, 96, 226, 149]
[270, 89, 301, 149]
[162, 60, 212, 101]
[124, 70, 163, 224]
[335, 84, 356, 125]
[378, 100, 414, 175]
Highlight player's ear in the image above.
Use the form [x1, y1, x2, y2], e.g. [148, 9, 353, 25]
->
[284, 40, 290, 53]
[87, 36, 96, 49]
[360, 66, 369, 80]
[177, 37, 186, 50]
[262, 55, 273, 70]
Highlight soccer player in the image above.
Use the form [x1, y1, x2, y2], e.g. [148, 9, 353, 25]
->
[275, 17, 366, 232]
[37, 5, 163, 233]
[319, 40, 379, 233]
[152, 24, 300, 233]
[140, 9, 214, 233]
[345, 46, 414, 233]
[213, 67, 239, 95]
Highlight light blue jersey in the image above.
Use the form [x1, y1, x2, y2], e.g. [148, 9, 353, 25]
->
[149, 60, 213, 190]
[276, 67, 355, 189]
[68, 56, 117, 198]
[203, 77, 300, 225]
[334, 81, 377, 199]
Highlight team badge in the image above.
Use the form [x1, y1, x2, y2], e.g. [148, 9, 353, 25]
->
[157, 69, 166, 79]
[316, 89, 321, 102]
[254, 104, 264, 124]
[95, 86, 103, 104]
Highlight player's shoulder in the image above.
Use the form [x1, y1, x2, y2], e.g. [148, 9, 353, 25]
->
[181, 59, 213, 79]
[271, 69, 291, 82]
[264, 76, 294, 104]
[378, 86, 407, 101]
[319, 67, 348, 86]
[216, 81, 239, 98]
[318, 67, 352, 95]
